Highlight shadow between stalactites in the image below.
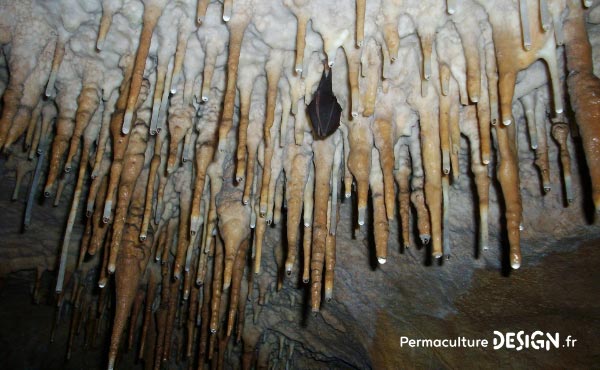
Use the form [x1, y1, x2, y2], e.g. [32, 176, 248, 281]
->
[365, 190, 379, 271]
[464, 137, 483, 261]
[488, 162, 512, 277]
[276, 210, 288, 293]
[295, 209, 312, 328]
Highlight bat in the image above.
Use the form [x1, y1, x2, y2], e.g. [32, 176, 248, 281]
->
[307, 69, 342, 139]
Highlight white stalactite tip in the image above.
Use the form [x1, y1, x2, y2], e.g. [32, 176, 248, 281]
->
[420, 235, 430, 245]
[433, 252, 443, 259]
[377, 257, 387, 265]
[519, 223, 524, 231]
[304, 222, 310, 228]
[345, 192, 351, 198]
[511, 261, 521, 269]
[122, 111, 133, 134]
[502, 119, 512, 126]
[102, 201, 112, 223]
[139, 234, 147, 241]
[223, 14, 231, 22]
[64, 164, 72, 173]
[351, 111, 359, 118]
[357, 207, 366, 226]
[201, 95, 209, 102]
[328, 60, 335, 67]
[584, 0, 593, 7]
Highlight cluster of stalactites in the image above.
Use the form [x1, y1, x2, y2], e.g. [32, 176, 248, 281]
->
[1, 0, 600, 369]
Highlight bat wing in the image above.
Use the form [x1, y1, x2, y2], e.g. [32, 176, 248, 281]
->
[307, 71, 342, 139]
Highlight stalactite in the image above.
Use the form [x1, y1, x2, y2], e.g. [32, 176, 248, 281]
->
[217, 13, 250, 151]
[259, 51, 285, 217]
[65, 84, 101, 171]
[373, 118, 396, 221]
[394, 142, 412, 248]
[107, 168, 153, 370]
[209, 235, 224, 334]
[121, 0, 168, 135]
[362, 40, 381, 117]
[417, 101, 443, 258]
[310, 132, 338, 312]
[45, 38, 65, 98]
[495, 122, 522, 269]
[226, 238, 249, 336]
[552, 120, 574, 203]
[534, 89, 551, 192]
[348, 118, 372, 226]
[173, 163, 194, 279]
[564, 0, 600, 211]
[370, 148, 389, 264]
[44, 81, 81, 197]
[107, 89, 151, 274]
[217, 166, 251, 290]
[166, 97, 194, 174]
[103, 55, 136, 223]
[140, 132, 165, 240]
[461, 106, 490, 252]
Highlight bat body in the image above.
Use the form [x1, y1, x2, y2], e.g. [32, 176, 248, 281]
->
[308, 70, 342, 138]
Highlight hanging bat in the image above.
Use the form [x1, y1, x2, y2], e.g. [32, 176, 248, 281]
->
[307, 68, 342, 139]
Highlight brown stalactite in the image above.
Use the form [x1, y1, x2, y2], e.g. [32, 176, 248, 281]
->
[121, 3, 165, 135]
[310, 133, 337, 312]
[564, 1, 600, 211]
